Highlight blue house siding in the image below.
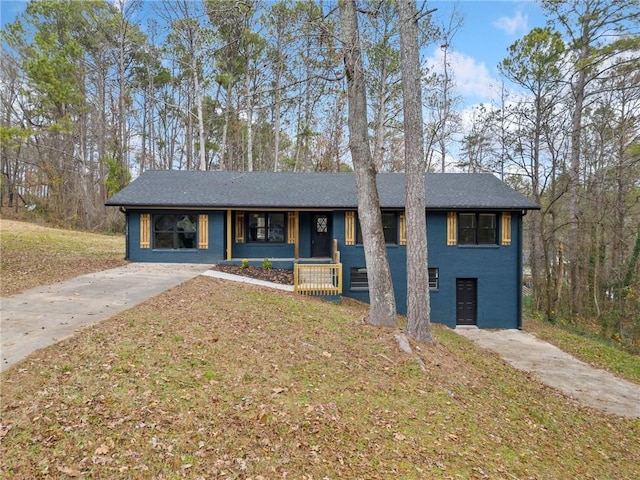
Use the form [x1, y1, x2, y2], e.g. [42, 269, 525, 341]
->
[126, 210, 225, 263]
[337, 210, 409, 315]
[337, 211, 523, 329]
[297, 212, 313, 258]
[232, 241, 295, 260]
[230, 211, 332, 261]
[124, 208, 524, 329]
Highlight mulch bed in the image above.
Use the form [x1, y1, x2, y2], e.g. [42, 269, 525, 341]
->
[213, 264, 294, 285]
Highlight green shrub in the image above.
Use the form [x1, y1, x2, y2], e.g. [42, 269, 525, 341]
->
[262, 258, 272, 270]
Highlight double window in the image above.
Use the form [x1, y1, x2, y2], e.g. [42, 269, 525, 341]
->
[356, 212, 399, 244]
[248, 212, 285, 243]
[458, 213, 497, 245]
[153, 214, 197, 249]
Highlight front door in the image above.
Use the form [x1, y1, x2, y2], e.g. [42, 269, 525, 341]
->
[311, 214, 330, 257]
[456, 278, 477, 326]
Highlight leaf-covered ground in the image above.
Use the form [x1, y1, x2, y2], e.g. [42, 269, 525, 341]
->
[2, 277, 639, 479]
[2, 219, 639, 479]
[1, 219, 127, 296]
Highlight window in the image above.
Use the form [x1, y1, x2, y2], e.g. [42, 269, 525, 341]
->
[248, 212, 285, 242]
[350, 267, 369, 290]
[458, 213, 497, 245]
[428, 268, 439, 289]
[153, 214, 197, 249]
[356, 212, 398, 244]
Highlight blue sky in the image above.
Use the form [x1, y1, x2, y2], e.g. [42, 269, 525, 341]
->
[1, 0, 546, 109]
[426, 1, 546, 106]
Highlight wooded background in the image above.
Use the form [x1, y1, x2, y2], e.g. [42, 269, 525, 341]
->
[1, 0, 638, 348]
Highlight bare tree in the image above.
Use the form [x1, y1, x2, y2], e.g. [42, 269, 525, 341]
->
[398, 0, 433, 343]
[425, 8, 463, 172]
[339, 0, 396, 327]
[541, 0, 640, 316]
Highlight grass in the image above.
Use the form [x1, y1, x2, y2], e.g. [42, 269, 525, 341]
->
[1, 221, 640, 479]
[0, 219, 127, 296]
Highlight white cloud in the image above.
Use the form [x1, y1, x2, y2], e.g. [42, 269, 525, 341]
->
[492, 10, 529, 36]
[426, 49, 496, 101]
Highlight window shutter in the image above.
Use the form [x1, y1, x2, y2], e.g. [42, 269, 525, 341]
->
[287, 211, 298, 244]
[236, 212, 245, 242]
[198, 214, 209, 249]
[399, 212, 407, 245]
[447, 212, 457, 245]
[501, 212, 512, 246]
[140, 213, 150, 249]
[345, 211, 356, 245]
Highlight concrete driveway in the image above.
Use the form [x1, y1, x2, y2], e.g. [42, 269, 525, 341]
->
[455, 327, 640, 418]
[1, 263, 206, 371]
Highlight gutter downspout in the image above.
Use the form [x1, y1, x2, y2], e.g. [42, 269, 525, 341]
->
[517, 210, 525, 329]
[120, 207, 129, 260]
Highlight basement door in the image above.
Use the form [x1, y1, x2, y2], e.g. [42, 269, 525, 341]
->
[311, 214, 331, 257]
[456, 278, 477, 326]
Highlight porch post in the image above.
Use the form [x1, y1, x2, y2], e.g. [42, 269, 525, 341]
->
[226, 209, 232, 260]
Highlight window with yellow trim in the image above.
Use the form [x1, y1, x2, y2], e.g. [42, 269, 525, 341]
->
[153, 214, 197, 249]
[247, 212, 285, 243]
[458, 213, 497, 245]
[356, 212, 399, 244]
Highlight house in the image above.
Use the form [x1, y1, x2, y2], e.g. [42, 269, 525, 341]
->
[105, 170, 539, 329]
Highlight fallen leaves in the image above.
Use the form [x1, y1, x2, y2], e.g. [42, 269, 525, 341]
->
[0, 423, 11, 439]
[56, 465, 81, 477]
[94, 438, 114, 456]
[1, 275, 639, 479]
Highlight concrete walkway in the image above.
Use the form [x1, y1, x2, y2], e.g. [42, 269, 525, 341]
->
[455, 327, 640, 418]
[201, 269, 294, 291]
[1, 263, 206, 371]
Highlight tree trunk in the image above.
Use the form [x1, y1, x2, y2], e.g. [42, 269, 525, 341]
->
[193, 55, 207, 171]
[568, 56, 586, 317]
[398, 0, 433, 343]
[220, 88, 232, 170]
[371, 62, 388, 172]
[339, 0, 396, 327]
[245, 74, 254, 172]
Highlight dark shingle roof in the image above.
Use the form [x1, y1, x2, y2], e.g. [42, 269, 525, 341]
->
[105, 170, 539, 210]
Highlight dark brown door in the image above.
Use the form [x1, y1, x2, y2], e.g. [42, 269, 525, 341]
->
[311, 214, 330, 257]
[456, 278, 477, 326]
